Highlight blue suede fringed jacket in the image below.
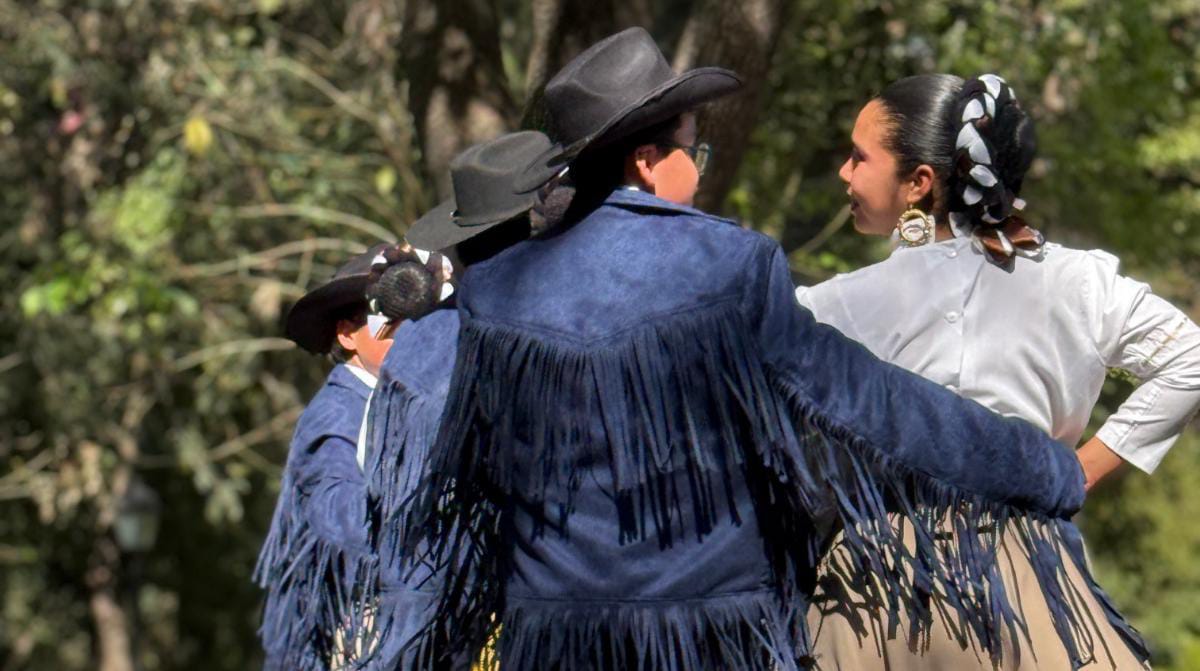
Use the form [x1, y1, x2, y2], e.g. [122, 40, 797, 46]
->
[391, 190, 1110, 671]
[254, 364, 373, 671]
[357, 306, 468, 670]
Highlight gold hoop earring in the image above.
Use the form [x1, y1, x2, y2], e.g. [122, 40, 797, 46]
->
[896, 207, 935, 246]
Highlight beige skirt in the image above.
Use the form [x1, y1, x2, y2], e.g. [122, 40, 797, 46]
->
[807, 522, 1150, 671]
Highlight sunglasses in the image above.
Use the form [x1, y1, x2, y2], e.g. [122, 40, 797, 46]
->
[660, 141, 712, 176]
[367, 313, 399, 340]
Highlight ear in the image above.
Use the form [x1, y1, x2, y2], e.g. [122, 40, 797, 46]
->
[906, 164, 936, 205]
[334, 319, 358, 353]
[625, 144, 661, 190]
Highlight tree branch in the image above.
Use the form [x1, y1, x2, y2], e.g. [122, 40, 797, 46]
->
[209, 406, 304, 462]
[675, 0, 789, 214]
[0, 353, 25, 375]
[172, 338, 297, 373]
[795, 203, 851, 256]
[189, 202, 398, 243]
[177, 237, 368, 278]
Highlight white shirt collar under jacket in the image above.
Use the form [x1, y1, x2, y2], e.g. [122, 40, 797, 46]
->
[344, 364, 379, 472]
[795, 238, 1200, 474]
[345, 363, 378, 390]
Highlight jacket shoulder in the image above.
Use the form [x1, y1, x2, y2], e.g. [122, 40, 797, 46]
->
[379, 308, 460, 395]
[292, 370, 367, 450]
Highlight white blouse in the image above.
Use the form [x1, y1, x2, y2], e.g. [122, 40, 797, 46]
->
[794, 237, 1200, 473]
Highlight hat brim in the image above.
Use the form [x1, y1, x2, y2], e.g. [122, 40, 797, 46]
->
[405, 195, 536, 252]
[514, 67, 743, 193]
[284, 274, 370, 354]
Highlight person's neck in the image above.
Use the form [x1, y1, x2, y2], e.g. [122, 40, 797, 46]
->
[934, 223, 955, 242]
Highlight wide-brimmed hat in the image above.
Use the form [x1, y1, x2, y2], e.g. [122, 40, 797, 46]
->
[285, 243, 389, 354]
[406, 131, 553, 251]
[514, 27, 742, 193]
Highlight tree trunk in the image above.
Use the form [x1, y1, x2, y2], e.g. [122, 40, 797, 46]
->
[519, 0, 657, 128]
[87, 536, 133, 671]
[401, 0, 517, 198]
[401, 0, 783, 212]
[672, 0, 788, 214]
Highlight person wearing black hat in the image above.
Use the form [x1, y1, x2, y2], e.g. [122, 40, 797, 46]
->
[348, 131, 552, 670]
[254, 244, 395, 671]
[385, 27, 1101, 671]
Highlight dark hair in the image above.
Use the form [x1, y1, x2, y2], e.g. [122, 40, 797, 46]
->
[365, 261, 439, 322]
[534, 114, 686, 232]
[876, 74, 1036, 224]
[328, 304, 368, 363]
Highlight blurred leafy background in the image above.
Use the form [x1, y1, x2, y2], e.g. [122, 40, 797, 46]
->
[0, 1, 1196, 669]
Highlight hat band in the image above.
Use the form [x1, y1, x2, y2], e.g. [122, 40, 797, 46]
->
[451, 196, 537, 228]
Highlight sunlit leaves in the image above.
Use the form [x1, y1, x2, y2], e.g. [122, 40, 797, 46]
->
[183, 115, 214, 156]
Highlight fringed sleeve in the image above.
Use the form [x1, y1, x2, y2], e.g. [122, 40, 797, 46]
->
[355, 310, 495, 671]
[753, 241, 1146, 667]
[357, 375, 494, 670]
[254, 397, 376, 671]
[387, 230, 1140, 670]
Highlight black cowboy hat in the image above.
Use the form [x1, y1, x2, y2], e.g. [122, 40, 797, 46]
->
[285, 243, 389, 354]
[514, 27, 742, 193]
[406, 131, 553, 252]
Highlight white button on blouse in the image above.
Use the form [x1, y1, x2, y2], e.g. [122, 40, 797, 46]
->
[795, 237, 1200, 473]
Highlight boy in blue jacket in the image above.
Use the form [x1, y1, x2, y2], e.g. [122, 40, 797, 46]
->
[254, 244, 393, 670]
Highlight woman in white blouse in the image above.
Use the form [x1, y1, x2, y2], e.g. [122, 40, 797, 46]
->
[798, 74, 1200, 669]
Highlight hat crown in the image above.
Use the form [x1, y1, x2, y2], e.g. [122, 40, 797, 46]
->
[448, 131, 552, 221]
[285, 242, 389, 354]
[543, 27, 675, 147]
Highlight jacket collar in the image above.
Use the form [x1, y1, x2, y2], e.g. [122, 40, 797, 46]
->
[328, 363, 374, 401]
[602, 188, 738, 226]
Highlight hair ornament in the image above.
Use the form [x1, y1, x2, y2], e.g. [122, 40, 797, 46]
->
[365, 241, 456, 321]
[948, 73, 1045, 264]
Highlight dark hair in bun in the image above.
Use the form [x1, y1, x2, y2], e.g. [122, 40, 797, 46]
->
[876, 74, 1036, 228]
[365, 261, 438, 322]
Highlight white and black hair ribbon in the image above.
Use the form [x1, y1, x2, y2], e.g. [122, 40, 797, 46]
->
[949, 74, 1044, 263]
[365, 241, 455, 337]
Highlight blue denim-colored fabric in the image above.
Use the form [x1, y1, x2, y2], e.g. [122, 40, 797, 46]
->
[360, 306, 469, 670]
[255, 364, 372, 671]
[375, 306, 460, 396]
[463, 189, 1084, 510]
[396, 189, 1091, 670]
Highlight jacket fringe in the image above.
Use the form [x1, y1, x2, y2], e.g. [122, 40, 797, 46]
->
[390, 301, 1145, 669]
[255, 476, 376, 670]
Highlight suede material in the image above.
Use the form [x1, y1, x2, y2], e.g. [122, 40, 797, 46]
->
[434, 188, 1086, 668]
[293, 365, 372, 557]
[365, 306, 466, 670]
[256, 364, 372, 671]
[463, 190, 746, 341]
[376, 307, 460, 398]
[464, 188, 1083, 518]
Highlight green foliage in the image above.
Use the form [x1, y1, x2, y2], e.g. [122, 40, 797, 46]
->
[0, 1, 1196, 669]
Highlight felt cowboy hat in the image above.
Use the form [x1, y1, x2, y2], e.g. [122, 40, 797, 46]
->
[405, 130, 554, 251]
[514, 27, 742, 193]
[285, 242, 390, 354]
